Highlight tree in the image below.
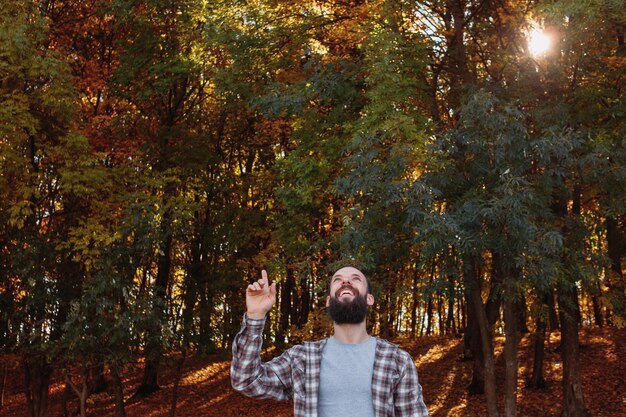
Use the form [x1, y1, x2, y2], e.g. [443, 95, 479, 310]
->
[0, 1, 89, 415]
[336, 0, 430, 339]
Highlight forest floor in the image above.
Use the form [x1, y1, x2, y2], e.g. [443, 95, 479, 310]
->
[1, 327, 624, 417]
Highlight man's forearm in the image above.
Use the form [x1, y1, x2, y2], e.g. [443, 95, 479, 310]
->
[395, 352, 429, 416]
[230, 314, 292, 401]
[231, 314, 266, 392]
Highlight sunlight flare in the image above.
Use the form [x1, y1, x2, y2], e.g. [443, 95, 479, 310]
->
[528, 28, 551, 56]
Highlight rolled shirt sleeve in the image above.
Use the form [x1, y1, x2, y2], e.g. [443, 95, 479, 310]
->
[393, 350, 429, 416]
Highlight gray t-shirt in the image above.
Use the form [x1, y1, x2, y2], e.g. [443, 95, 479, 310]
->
[318, 336, 377, 417]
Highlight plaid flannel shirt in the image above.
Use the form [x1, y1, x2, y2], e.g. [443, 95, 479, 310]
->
[231, 314, 428, 417]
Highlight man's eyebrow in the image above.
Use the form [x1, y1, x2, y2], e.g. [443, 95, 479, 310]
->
[332, 274, 362, 279]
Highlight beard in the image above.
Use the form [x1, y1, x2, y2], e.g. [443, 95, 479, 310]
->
[327, 288, 368, 324]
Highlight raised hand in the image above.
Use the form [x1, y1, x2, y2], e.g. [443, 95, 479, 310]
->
[246, 270, 277, 319]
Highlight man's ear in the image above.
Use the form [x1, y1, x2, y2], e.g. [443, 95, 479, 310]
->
[326, 295, 330, 307]
[367, 293, 374, 306]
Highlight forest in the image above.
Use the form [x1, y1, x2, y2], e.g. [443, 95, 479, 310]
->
[0, 0, 624, 416]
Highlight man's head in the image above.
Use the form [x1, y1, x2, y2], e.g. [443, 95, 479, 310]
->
[326, 266, 374, 324]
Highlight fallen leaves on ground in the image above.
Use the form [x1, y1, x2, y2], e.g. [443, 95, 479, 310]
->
[1, 327, 624, 416]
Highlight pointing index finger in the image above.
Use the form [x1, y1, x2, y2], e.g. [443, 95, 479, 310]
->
[261, 269, 268, 286]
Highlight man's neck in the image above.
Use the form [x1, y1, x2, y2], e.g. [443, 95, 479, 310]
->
[332, 321, 369, 344]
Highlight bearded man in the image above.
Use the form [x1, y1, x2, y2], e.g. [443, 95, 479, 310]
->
[230, 266, 428, 416]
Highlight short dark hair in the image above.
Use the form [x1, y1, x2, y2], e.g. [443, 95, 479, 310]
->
[328, 266, 373, 295]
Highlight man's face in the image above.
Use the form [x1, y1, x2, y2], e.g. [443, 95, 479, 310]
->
[326, 267, 374, 324]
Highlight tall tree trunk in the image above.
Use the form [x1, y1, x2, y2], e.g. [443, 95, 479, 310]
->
[23, 357, 51, 417]
[425, 296, 434, 335]
[464, 289, 485, 395]
[299, 271, 310, 327]
[551, 189, 589, 417]
[137, 329, 162, 397]
[388, 273, 398, 339]
[109, 361, 127, 417]
[446, 292, 456, 335]
[557, 284, 590, 417]
[503, 277, 518, 417]
[198, 281, 213, 353]
[437, 295, 444, 335]
[278, 267, 294, 346]
[467, 258, 499, 417]
[591, 281, 603, 327]
[411, 268, 419, 337]
[170, 268, 198, 417]
[547, 291, 560, 331]
[380, 291, 392, 339]
[195, 195, 214, 354]
[460, 297, 466, 330]
[65, 366, 90, 417]
[529, 294, 548, 388]
[467, 253, 501, 397]
[606, 216, 624, 283]
[91, 363, 107, 394]
[169, 350, 187, 417]
[0, 363, 6, 410]
[486, 252, 503, 327]
[136, 224, 173, 397]
[377, 270, 395, 339]
[605, 216, 625, 320]
[395, 299, 403, 335]
[516, 294, 529, 334]
[425, 264, 435, 335]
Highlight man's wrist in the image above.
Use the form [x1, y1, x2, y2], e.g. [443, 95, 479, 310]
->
[246, 311, 267, 320]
